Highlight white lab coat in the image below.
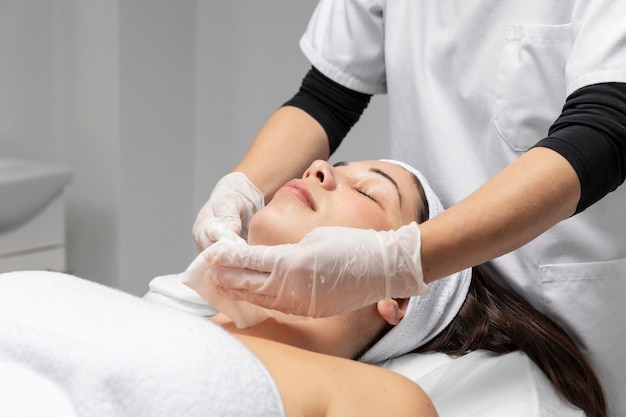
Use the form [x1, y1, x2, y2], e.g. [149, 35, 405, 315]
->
[301, 0, 626, 414]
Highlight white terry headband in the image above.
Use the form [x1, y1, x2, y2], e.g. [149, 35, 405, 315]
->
[359, 160, 472, 364]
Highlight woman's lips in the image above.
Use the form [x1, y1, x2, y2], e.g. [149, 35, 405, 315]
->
[279, 180, 316, 210]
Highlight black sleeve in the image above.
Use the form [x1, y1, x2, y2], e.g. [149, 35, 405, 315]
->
[282, 66, 372, 155]
[532, 82, 626, 214]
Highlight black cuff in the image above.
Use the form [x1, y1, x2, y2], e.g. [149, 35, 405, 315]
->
[533, 83, 626, 214]
[283, 67, 372, 155]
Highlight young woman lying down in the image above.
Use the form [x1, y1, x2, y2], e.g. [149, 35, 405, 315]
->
[185, 159, 605, 417]
[0, 159, 604, 417]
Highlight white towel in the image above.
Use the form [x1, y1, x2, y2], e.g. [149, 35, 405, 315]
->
[0, 271, 284, 417]
[144, 272, 218, 316]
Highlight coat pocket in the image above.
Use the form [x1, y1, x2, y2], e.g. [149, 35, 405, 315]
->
[540, 258, 626, 410]
[494, 23, 573, 151]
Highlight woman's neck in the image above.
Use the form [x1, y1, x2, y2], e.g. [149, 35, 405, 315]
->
[212, 307, 385, 359]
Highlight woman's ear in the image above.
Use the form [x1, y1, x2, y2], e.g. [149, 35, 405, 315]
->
[376, 298, 410, 326]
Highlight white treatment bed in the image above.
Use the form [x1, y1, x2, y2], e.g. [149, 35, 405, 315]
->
[0, 271, 584, 416]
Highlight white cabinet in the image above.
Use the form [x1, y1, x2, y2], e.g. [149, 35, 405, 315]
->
[0, 194, 68, 273]
[0, 159, 72, 273]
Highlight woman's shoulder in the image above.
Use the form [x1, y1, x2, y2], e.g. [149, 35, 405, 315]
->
[325, 358, 439, 417]
[236, 334, 438, 417]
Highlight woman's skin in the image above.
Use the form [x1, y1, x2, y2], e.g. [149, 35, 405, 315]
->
[210, 159, 438, 417]
[239, 334, 438, 417]
[213, 159, 420, 358]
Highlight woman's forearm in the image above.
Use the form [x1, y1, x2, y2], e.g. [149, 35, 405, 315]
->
[234, 106, 330, 202]
[420, 147, 581, 282]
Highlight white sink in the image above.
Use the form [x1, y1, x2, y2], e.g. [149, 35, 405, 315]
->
[0, 159, 73, 233]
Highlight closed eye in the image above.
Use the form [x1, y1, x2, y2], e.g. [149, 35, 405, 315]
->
[356, 188, 376, 202]
[335, 161, 380, 204]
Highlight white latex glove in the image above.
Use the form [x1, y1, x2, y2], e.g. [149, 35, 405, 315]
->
[198, 222, 430, 318]
[193, 172, 264, 251]
[183, 240, 309, 328]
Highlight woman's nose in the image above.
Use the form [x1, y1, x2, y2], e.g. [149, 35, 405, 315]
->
[304, 160, 337, 190]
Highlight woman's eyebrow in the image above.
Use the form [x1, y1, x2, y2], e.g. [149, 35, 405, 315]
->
[334, 161, 403, 205]
[370, 168, 402, 206]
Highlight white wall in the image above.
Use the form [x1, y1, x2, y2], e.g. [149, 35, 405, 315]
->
[194, 1, 320, 212]
[53, 0, 197, 294]
[53, 0, 123, 289]
[0, 0, 389, 295]
[194, 1, 390, 207]
[117, 1, 196, 294]
[0, 0, 57, 160]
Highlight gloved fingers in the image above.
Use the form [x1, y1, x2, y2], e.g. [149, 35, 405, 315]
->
[210, 202, 245, 231]
[215, 286, 278, 309]
[215, 285, 312, 316]
[193, 223, 216, 251]
[203, 241, 285, 273]
[191, 223, 426, 318]
[205, 221, 246, 244]
[202, 265, 272, 293]
[194, 218, 245, 251]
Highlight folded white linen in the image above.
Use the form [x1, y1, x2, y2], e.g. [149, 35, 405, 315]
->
[144, 273, 218, 316]
[0, 271, 284, 417]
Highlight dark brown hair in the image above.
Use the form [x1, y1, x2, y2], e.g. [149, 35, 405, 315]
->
[416, 266, 606, 417]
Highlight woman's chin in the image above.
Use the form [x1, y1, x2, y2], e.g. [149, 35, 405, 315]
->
[247, 211, 307, 246]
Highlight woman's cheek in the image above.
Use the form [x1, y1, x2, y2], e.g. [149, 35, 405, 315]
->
[248, 207, 304, 245]
[342, 200, 393, 231]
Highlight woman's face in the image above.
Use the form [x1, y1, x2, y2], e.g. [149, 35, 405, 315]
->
[248, 160, 422, 245]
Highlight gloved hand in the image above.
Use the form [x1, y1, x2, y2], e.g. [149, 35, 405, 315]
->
[198, 221, 430, 317]
[192, 172, 265, 251]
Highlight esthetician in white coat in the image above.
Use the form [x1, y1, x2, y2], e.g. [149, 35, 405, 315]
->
[193, 1, 626, 414]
